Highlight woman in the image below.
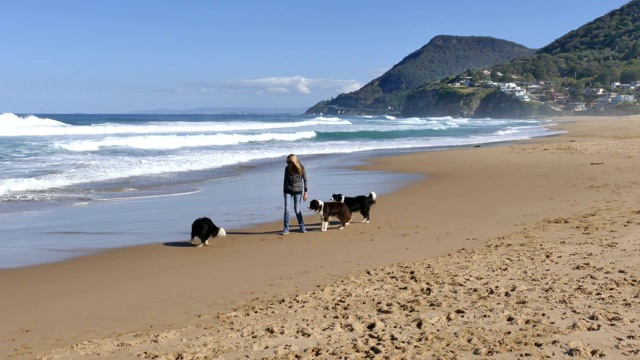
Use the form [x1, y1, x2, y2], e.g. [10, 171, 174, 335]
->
[281, 154, 308, 234]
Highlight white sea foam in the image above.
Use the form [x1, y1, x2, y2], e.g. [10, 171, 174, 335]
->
[0, 152, 244, 196]
[54, 131, 317, 151]
[0, 113, 70, 134]
[495, 128, 520, 135]
[0, 133, 511, 196]
[0, 113, 563, 198]
[0, 113, 350, 137]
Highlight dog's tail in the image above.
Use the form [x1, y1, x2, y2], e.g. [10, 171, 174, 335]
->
[369, 191, 377, 204]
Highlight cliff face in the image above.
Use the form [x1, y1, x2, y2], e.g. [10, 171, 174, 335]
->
[472, 91, 561, 118]
[402, 88, 491, 118]
[402, 88, 562, 119]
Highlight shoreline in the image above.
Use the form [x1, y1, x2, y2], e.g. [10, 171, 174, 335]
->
[0, 151, 416, 270]
[3, 115, 640, 358]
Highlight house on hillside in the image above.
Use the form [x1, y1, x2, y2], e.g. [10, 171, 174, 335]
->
[500, 83, 519, 93]
[527, 84, 542, 94]
[477, 80, 497, 88]
[568, 102, 587, 111]
[513, 88, 529, 101]
[593, 94, 617, 108]
[452, 77, 473, 87]
[551, 93, 566, 102]
[611, 94, 635, 105]
[611, 82, 635, 90]
[584, 87, 606, 96]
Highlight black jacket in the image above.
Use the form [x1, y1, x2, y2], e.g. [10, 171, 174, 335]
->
[283, 165, 308, 194]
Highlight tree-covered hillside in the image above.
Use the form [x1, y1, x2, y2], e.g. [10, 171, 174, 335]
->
[540, 0, 640, 59]
[305, 35, 535, 115]
[483, 0, 640, 85]
[402, 0, 640, 118]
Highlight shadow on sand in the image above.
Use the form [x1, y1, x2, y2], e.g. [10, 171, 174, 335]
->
[163, 224, 329, 247]
[163, 241, 198, 248]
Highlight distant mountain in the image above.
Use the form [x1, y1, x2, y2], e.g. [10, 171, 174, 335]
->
[305, 35, 535, 115]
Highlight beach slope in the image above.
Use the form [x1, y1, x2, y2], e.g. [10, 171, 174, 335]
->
[2, 115, 640, 359]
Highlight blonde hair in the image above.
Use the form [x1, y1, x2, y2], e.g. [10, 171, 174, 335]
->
[286, 154, 303, 174]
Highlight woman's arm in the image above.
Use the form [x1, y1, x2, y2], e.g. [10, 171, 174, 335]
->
[302, 168, 308, 201]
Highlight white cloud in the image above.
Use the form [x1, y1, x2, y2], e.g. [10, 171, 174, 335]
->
[176, 76, 362, 96]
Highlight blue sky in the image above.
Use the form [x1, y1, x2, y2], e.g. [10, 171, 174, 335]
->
[1, 0, 631, 114]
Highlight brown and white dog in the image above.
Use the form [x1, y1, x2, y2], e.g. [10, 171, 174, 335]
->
[308, 199, 352, 231]
[190, 217, 226, 247]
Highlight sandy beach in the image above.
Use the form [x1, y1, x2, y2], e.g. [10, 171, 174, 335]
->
[2, 115, 640, 359]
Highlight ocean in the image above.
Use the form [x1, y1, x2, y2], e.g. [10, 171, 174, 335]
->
[0, 112, 563, 269]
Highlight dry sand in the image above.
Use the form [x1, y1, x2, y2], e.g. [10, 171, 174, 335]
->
[1, 115, 640, 359]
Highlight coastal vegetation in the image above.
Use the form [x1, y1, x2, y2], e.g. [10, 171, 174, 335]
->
[307, 0, 640, 118]
[305, 35, 535, 116]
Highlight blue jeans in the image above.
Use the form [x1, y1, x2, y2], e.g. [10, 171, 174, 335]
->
[283, 192, 304, 232]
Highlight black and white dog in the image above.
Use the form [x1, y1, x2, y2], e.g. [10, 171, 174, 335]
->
[190, 217, 226, 247]
[330, 191, 377, 223]
[308, 199, 352, 231]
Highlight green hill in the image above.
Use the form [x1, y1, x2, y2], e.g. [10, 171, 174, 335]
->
[305, 35, 535, 115]
[540, 0, 640, 60]
[402, 0, 640, 118]
[485, 0, 640, 84]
